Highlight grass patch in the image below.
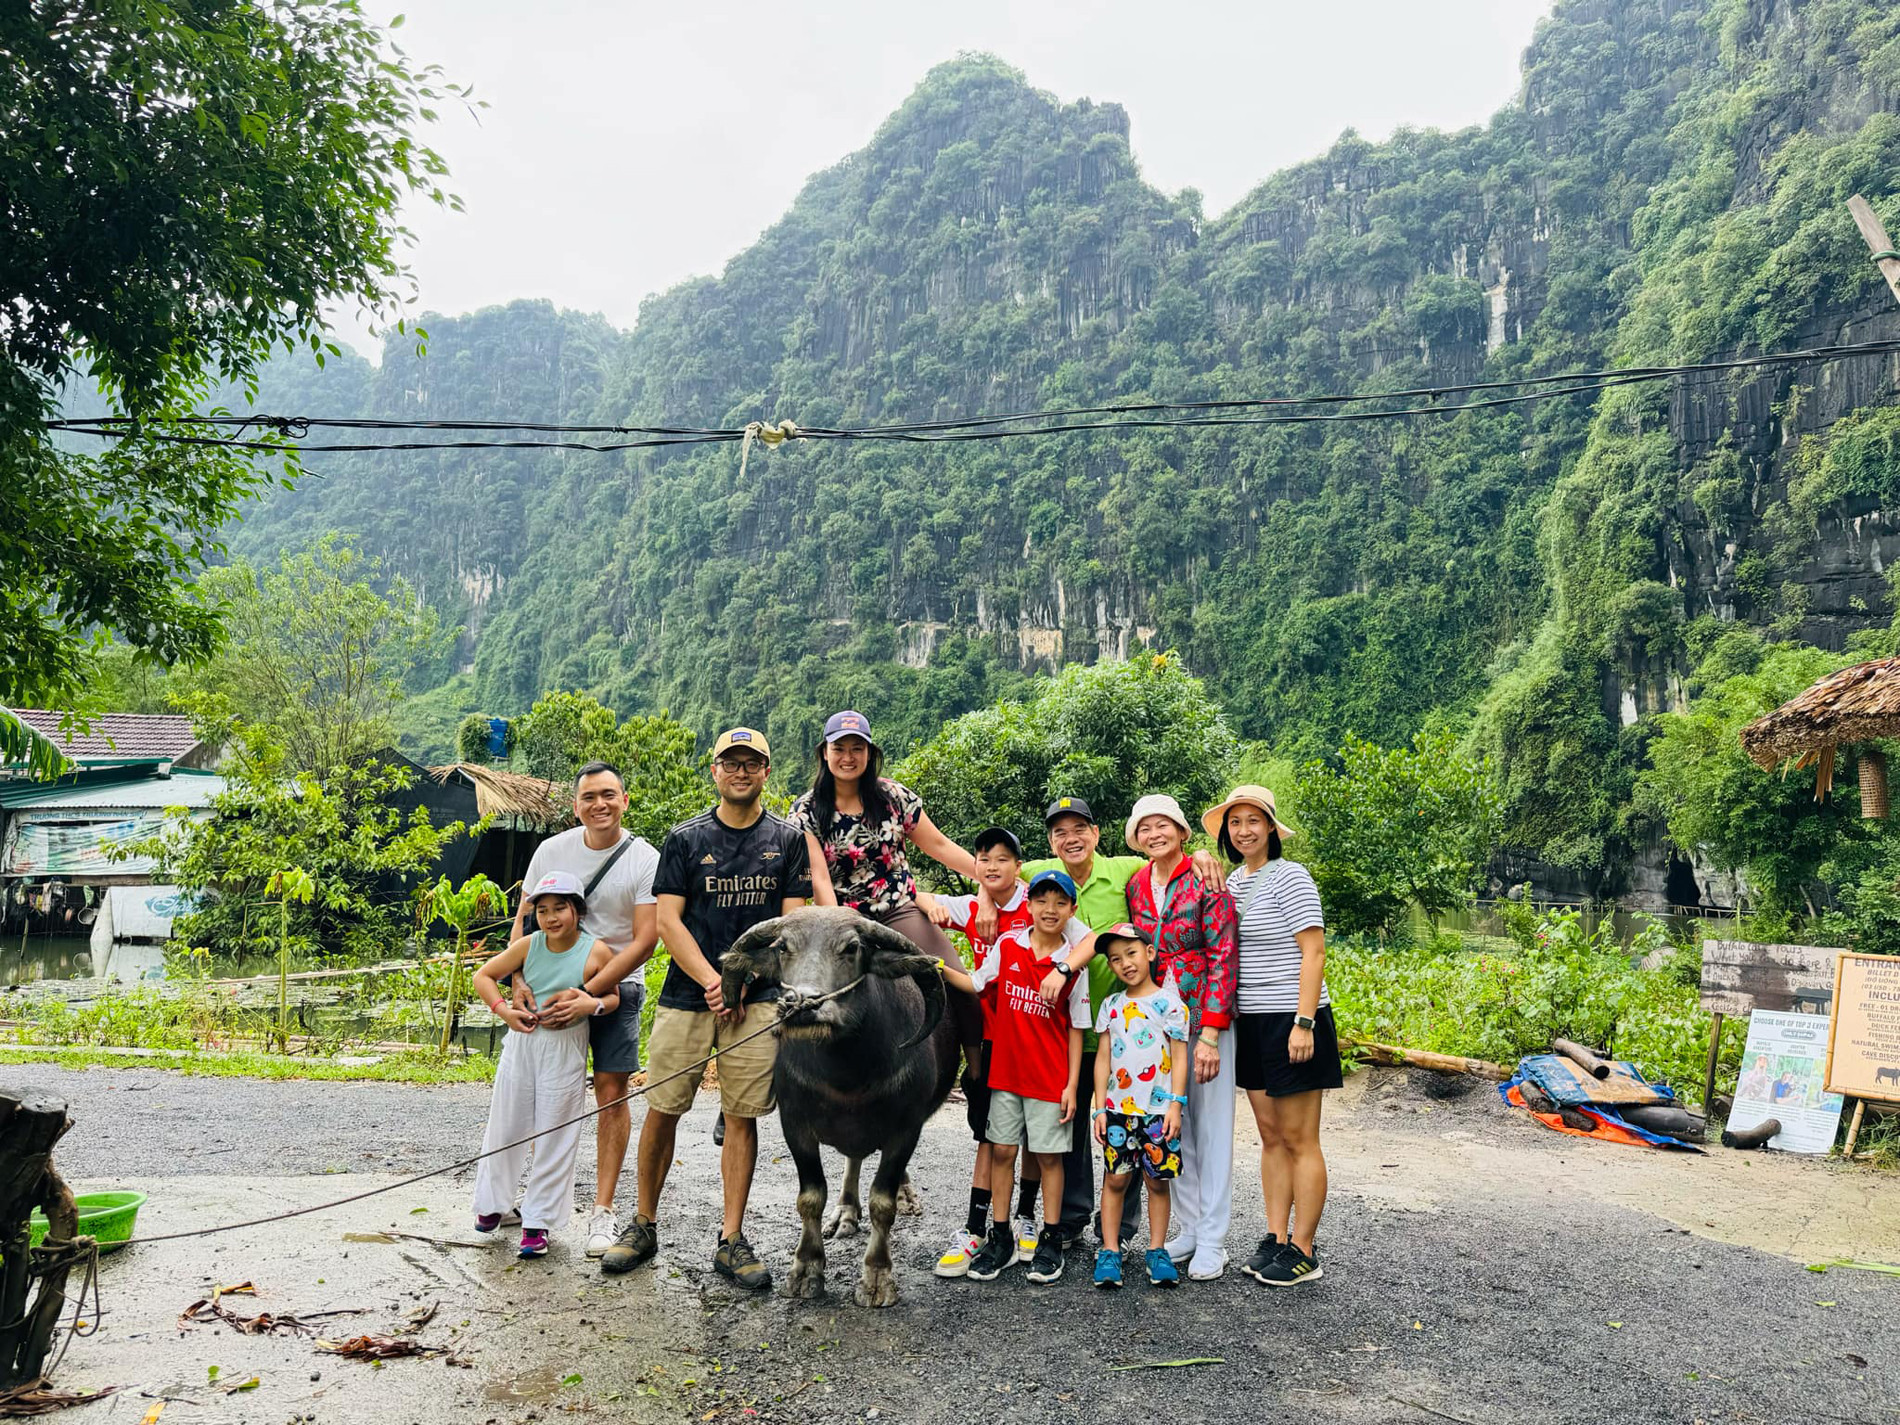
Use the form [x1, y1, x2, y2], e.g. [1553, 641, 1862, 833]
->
[0, 1045, 496, 1083]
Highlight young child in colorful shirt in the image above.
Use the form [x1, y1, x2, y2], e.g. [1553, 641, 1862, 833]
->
[928, 826, 1036, 1278]
[936, 869, 1094, 1285]
[1089, 924, 1190, 1289]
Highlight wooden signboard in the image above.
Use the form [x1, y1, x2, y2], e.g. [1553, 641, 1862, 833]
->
[1824, 953, 1900, 1105]
[1700, 940, 1839, 1017]
[1696, 940, 1841, 1114]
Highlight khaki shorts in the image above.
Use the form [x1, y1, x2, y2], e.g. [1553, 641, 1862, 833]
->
[987, 1089, 1071, 1156]
[644, 1002, 777, 1118]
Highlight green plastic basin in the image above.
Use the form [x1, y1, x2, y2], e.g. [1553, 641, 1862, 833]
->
[27, 1190, 146, 1254]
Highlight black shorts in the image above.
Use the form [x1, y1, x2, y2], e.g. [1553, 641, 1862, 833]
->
[587, 980, 645, 1076]
[964, 1041, 993, 1143]
[1234, 1006, 1344, 1096]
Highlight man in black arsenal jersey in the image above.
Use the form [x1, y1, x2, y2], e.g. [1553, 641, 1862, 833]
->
[599, 728, 810, 1289]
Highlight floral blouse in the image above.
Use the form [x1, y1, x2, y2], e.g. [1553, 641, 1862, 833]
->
[788, 777, 925, 918]
[1125, 857, 1237, 1034]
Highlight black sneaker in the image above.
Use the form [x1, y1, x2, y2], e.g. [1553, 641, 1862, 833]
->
[713, 1111, 726, 1147]
[1241, 1234, 1283, 1284]
[600, 1214, 658, 1275]
[1258, 1242, 1323, 1287]
[713, 1233, 771, 1290]
[1025, 1226, 1065, 1284]
[964, 1224, 1018, 1282]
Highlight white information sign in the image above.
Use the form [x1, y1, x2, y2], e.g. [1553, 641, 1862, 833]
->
[1730, 1009, 1845, 1154]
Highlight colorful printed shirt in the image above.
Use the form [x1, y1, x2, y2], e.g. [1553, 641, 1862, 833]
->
[970, 922, 1091, 1102]
[936, 884, 1033, 1040]
[788, 778, 924, 918]
[1094, 985, 1189, 1118]
[1124, 857, 1237, 1035]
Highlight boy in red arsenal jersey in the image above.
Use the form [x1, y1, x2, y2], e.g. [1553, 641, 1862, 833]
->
[926, 827, 1036, 1278]
[937, 869, 1094, 1285]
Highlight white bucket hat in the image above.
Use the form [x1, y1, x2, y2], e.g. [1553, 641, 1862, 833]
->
[1125, 793, 1192, 849]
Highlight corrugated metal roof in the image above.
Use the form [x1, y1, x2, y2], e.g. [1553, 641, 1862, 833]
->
[10, 709, 206, 762]
[0, 770, 225, 810]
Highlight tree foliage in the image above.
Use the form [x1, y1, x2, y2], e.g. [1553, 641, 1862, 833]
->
[173, 536, 450, 775]
[128, 721, 467, 964]
[1294, 730, 1503, 936]
[1, 0, 459, 711]
[510, 691, 709, 845]
[897, 654, 1240, 865]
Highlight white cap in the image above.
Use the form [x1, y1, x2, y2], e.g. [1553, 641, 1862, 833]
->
[1125, 793, 1191, 849]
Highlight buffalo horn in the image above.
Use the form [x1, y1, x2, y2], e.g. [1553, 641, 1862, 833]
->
[721, 916, 786, 1007]
[856, 918, 946, 1049]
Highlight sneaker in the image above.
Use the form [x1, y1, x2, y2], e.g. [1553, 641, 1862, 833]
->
[1258, 1243, 1323, 1287]
[583, 1207, 618, 1258]
[1163, 1234, 1196, 1265]
[1015, 1219, 1040, 1259]
[518, 1229, 549, 1258]
[1145, 1247, 1180, 1288]
[474, 1212, 503, 1234]
[713, 1111, 726, 1147]
[713, 1234, 772, 1291]
[934, 1228, 984, 1279]
[1092, 1247, 1124, 1290]
[964, 1224, 1018, 1282]
[1025, 1226, 1064, 1284]
[1187, 1246, 1227, 1281]
[1242, 1234, 1283, 1284]
[600, 1214, 657, 1275]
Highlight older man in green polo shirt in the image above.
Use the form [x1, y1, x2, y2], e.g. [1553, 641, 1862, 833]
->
[1011, 796, 1221, 1246]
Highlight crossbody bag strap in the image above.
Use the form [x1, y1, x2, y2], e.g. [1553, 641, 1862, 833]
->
[583, 833, 635, 898]
[1237, 858, 1288, 924]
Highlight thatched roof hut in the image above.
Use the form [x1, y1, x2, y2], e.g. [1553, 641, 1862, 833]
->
[428, 763, 570, 831]
[1739, 657, 1900, 817]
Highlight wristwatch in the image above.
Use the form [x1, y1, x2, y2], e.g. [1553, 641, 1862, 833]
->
[1054, 959, 1077, 979]
[591, 994, 610, 1016]
[1293, 1013, 1316, 1030]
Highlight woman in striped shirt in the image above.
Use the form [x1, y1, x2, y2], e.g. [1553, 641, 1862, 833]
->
[1202, 785, 1342, 1290]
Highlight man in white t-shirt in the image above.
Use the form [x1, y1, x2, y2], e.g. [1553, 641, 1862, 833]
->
[509, 761, 660, 1256]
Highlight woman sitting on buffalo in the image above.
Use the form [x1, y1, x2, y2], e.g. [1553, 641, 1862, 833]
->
[790, 710, 983, 1048]
[1121, 792, 1237, 1282]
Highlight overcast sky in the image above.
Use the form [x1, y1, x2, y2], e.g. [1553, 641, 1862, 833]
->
[331, 0, 1553, 359]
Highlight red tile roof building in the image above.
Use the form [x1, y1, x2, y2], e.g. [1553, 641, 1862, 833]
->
[7, 710, 217, 769]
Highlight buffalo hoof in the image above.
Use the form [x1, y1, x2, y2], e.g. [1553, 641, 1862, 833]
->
[823, 1204, 861, 1239]
[854, 1266, 898, 1308]
[786, 1259, 826, 1299]
[895, 1179, 922, 1217]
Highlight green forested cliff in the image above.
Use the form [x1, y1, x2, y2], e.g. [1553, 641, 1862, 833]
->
[218, 0, 1900, 898]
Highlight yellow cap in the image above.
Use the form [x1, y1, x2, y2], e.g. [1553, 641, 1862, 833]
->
[712, 727, 771, 760]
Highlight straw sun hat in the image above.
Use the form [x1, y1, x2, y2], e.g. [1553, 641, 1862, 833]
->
[1200, 784, 1296, 840]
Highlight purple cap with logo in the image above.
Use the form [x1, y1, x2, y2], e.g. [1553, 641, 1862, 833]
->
[823, 710, 874, 745]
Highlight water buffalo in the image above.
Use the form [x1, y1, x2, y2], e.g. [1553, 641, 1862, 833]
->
[722, 907, 959, 1306]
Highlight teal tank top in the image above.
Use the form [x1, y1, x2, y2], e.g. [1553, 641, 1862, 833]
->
[523, 929, 593, 1004]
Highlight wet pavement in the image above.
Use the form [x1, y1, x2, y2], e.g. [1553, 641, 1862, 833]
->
[11, 1062, 1897, 1423]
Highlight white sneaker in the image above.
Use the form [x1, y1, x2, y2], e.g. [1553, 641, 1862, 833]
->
[1187, 1246, 1227, 1281]
[1016, 1222, 1040, 1259]
[933, 1227, 983, 1278]
[1164, 1235, 1197, 1265]
[584, 1207, 618, 1258]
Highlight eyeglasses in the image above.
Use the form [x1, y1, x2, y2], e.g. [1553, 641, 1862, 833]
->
[715, 758, 768, 773]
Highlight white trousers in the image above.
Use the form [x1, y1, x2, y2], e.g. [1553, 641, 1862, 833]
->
[1171, 1027, 1236, 1255]
[472, 1022, 588, 1231]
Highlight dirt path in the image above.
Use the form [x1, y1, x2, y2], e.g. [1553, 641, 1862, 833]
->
[14, 1062, 1896, 1424]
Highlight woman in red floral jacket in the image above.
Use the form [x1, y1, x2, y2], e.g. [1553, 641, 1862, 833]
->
[1123, 792, 1237, 1282]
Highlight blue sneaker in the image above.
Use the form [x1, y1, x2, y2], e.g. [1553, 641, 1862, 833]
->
[1092, 1247, 1124, 1290]
[1145, 1247, 1180, 1288]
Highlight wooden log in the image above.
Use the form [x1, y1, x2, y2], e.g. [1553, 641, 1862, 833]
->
[1848, 195, 1900, 310]
[1342, 1038, 1512, 1080]
[1842, 1097, 1866, 1157]
[1553, 1039, 1611, 1079]
[1721, 1117, 1781, 1149]
[0, 1090, 73, 1388]
[1617, 1103, 1706, 1140]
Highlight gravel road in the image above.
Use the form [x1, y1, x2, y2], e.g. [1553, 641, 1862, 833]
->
[13, 1062, 1895, 1424]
